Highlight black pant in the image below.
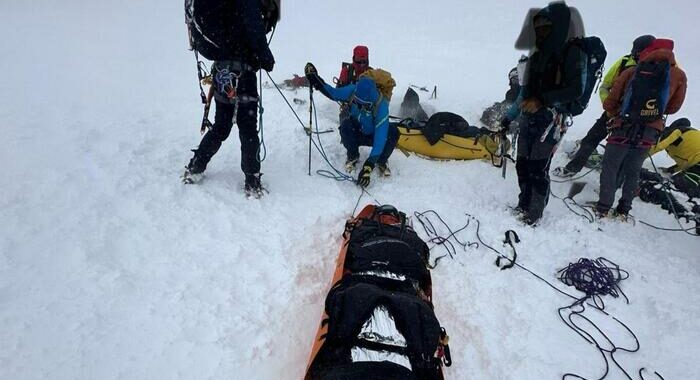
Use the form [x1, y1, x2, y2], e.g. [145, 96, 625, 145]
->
[516, 109, 558, 221]
[189, 70, 260, 175]
[565, 112, 609, 173]
[672, 165, 700, 199]
[639, 169, 689, 215]
[339, 117, 399, 165]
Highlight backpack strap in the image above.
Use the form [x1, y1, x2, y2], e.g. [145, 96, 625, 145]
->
[555, 38, 580, 85]
[348, 64, 356, 83]
[616, 54, 632, 78]
[372, 94, 384, 117]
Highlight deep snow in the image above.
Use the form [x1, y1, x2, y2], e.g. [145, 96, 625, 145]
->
[1, 1, 699, 379]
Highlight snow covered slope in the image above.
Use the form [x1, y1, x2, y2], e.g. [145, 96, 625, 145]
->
[1, 1, 698, 379]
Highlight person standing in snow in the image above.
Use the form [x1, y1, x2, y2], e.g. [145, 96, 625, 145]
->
[304, 62, 398, 187]
[336, 45, 372, 124]
[182, 0, 278, 198]
[501, 2, 587, 225]
[596, 39, 687, 218]
[553, 35, 656, 177]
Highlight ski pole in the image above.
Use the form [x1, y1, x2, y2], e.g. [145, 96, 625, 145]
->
[500, 132, 508, 179]
[308, 86, 313, 176]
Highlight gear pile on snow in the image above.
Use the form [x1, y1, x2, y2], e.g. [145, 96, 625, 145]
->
[305, 205, 451, 380]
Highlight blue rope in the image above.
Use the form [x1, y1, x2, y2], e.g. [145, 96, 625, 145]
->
[264, 71, 355, 183]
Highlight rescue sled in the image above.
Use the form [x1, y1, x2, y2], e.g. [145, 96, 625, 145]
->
[304, 205, 451, 380]
[394, 112, 507, 161]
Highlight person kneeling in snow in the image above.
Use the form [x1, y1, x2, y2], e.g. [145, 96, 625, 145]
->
[648, 118, 700, 198]
[639, 118, 700, 215]
[305, 62, 398, 188]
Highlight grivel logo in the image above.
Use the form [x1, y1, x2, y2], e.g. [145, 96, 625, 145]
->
[641, 98, 659, 117]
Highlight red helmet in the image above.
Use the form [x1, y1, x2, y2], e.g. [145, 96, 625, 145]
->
[353, 45, 369, 62]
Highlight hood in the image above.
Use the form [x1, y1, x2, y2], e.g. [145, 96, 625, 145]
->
[640, 38, 675, 62]
[515, 2, 584, 52]
[535, 2, 571, 56]
[355, 77, 379, 103]
[641, 49, 676, 65]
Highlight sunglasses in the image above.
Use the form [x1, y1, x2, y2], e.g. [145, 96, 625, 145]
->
[352, 96, 374, 112]
[354, 59, 369, 65]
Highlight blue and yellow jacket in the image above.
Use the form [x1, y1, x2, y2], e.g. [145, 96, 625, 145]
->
[321, 78, 390, 163]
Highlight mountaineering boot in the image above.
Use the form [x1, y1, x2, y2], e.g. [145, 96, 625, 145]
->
[244, 173, 267, 198]
[553, 166, 577, 178]
[182, 151, 207, 184]
[376, 163, 392, 177]
[182, 167, 204, 184]
[345, 157, 359, 173]
[586, 151, 604, 169]
[593, 205, 609, 220]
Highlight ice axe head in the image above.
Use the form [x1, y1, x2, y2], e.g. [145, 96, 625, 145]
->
[567, 181, 586, 199]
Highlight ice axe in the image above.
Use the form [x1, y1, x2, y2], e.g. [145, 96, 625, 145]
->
[200, 82, 215, 135]
[567, 181, 587, 199]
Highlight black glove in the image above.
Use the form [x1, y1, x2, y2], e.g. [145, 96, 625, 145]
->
[357, 161, 374, 188]
[305, 62, 326, 91]
[499, 117, 511, 133]
[258, 48, 275, 72]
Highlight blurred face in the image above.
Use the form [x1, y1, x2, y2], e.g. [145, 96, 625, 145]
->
[353, 57, 369, 70]
[534, 25, 552, 47]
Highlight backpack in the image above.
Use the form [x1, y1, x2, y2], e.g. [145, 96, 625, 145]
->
[360, 68, 397, 101]
[184, 0, 279, 61]
[324, 280, 444, 375]
[620, 60, 672, 123]
[185, 0, 235, 60]
[557, 36, 607, 116]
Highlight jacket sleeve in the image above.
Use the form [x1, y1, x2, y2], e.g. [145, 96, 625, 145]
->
[321, 83, 355, 102]
[540, 46, 586, 107]
[603, 69, 633, 116]
[665, 69, 688, 115]
[504, 88, 524, 121]
[241, 0, 272, 57]
[367, 101, 391, 163]
[649, 129, 682, 156]
[599, 56, 625, 103]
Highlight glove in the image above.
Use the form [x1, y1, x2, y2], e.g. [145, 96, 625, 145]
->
[499, 117, 511, 133]
[520, 98, 542, 114]
[357, 161, 374, 188]
[258, 48, 275, 72]
[305, 62, 326, 91]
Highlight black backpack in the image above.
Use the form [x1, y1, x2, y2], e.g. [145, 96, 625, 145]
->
[620, 60, 672, 123]
[558, 36, 607, 116]
[185, 0, 236, 61]
[184, 0, 279, 61]
[324, 280, 443, 375]
[346, 235, 431, 290]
